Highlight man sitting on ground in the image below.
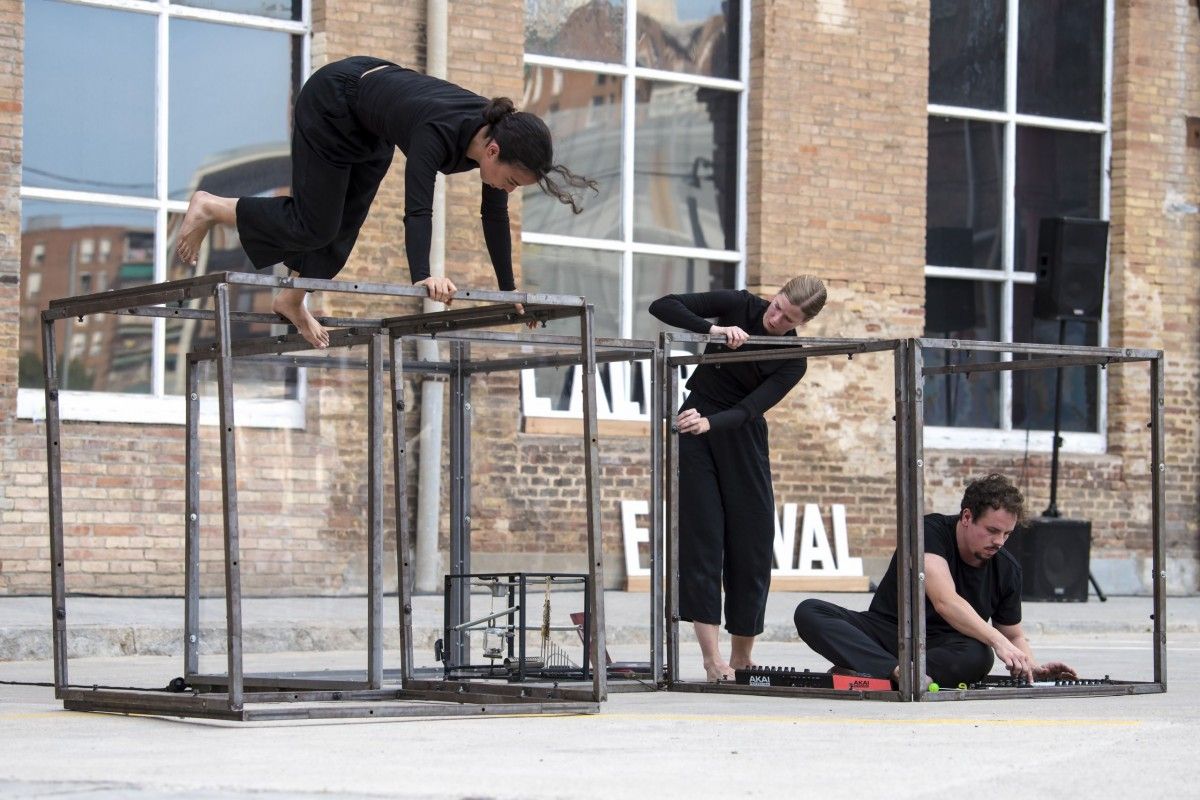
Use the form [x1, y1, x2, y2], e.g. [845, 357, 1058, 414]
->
[794, 473, 1076, 688]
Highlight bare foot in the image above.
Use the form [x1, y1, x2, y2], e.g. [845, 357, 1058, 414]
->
[176, 191, 220, 266]
[729, 658, 758, 671]
[273, 288, 330, 349]
[703, 659, 735, 683]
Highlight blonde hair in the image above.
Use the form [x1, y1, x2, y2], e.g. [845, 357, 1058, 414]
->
[780, 275, 827, 320]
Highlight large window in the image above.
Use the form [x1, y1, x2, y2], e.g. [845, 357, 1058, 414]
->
[924, 0, 1110, 451]
[521, 0, 747, 419]
[18, 0, 307, 426]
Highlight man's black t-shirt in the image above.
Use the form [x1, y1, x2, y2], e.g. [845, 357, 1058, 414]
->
[869, 513, 1022, 634]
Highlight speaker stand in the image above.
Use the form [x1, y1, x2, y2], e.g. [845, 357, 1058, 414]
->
[1043, 318, 1107, 601]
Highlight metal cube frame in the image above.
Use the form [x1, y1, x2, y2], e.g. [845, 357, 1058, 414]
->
[658, 334, 1168, 702]
[39, 271, 647, 720]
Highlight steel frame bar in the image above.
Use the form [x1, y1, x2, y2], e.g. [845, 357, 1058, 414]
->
[650, 333, 666, 684]
[41, 318, 68, 693]
[184, 359, 201, 677]
[367, 335, 385, 688]
[664, 333, 681, 686]
[922, 353, 1139, 377]
[214, 284, 245, 711]
[448, 341, 471, 669]
[579, 305, 608, 701]
[1151, 355, 1167, 683]
[40, 275, 627, 721]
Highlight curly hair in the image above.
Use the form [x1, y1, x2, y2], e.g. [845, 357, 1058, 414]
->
[960, 473, 1026, 524]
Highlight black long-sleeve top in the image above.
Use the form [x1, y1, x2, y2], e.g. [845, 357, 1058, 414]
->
[648, 290, 807, 431]
[353, 66, 514, 290]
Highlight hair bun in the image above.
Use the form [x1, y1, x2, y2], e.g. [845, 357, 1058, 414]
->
[483, 97, 517, 125]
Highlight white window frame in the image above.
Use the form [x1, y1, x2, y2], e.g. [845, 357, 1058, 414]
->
[520, 0, 750, 421]
[924, 0, 1113, 454]
[17, 0, 311, 429]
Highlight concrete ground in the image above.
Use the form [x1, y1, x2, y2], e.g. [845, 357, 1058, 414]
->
[1, 592, 1197, 798]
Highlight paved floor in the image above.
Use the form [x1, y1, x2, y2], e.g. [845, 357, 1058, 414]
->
[2, 591, 1194, 797]
[1, 634, 1196, 799]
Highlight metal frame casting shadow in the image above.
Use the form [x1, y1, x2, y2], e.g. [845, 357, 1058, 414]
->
[658, 334, 1168, 702]
[39, 271, 637, 720]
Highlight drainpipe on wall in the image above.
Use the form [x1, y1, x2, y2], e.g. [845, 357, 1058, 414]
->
[415, 0, 449, 594]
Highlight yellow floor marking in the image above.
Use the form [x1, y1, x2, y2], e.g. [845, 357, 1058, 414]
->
[586, 713, 1141, 727]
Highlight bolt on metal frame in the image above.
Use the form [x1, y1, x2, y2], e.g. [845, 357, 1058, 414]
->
[658, 334, 1168, 702]
[39, 271, 641, 720]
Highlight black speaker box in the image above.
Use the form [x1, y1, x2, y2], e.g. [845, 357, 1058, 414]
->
[1004, 517, 1091, 602]
[1034, 217, 1109, 321]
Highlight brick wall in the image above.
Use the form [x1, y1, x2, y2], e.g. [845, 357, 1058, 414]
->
[0, 0, 25, 591]
[1, 1, 1197, 596]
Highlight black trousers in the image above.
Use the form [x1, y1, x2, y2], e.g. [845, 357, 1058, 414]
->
[793, 598, 995, 686]
[677, 394, 776, 637]
[237, 56, 395, 281]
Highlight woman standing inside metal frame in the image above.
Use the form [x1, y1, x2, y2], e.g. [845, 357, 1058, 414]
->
[175, 56, 595, 349]
[649, 276, 827, 682]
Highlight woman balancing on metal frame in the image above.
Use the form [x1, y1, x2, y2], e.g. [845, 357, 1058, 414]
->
[175, 56, 596, 349]
[649, 276, 827, 682]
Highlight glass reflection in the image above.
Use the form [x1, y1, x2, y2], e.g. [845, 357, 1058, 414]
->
[632, 254, 736, 342]
[1014, 127, 1102, 271]
[634, 80, 737, 250]
[169, 19, 294, 201]
[522, 67, 623, 239]
[522, 244, 621, 411]
[23, 0, 155, 197]
[923, 278, 1000, 428]
[637, 0, 739, 79]
[1017, 0, 1104, 122]
[171, 0, 301, 22]
[20, 202, 157, 393]
[929, 0, 1005, 111]
[926, 117, 1003, 270]
[1012, 284, 1098, 432]
[525, 0, 624, 63]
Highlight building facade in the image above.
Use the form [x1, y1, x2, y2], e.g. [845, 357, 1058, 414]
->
[1, 0, 1197, 596]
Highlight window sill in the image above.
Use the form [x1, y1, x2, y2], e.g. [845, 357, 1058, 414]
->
[17, 388, 305, 430]
[924, 426, 1105, 454]
[522, 415, 650, 438]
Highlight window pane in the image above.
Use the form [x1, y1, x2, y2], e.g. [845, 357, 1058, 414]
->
[632, 254, 737, 342]
[525, 0, 624, 63]
[1012, 284, 1099, 432]
[923, 278, 1001, 428]
[23, 0, 155, 197]
[926, 118, 1003, 269]
[634, 80, 737, 250]
[171, 0, 301, 22]
[1014, 127, 1102, 272]
[522, 67, 622, 240]
[636, 0, 739, 79]
[522, 244, 621, 411]
[1017, 0, 1104, 121]
[169, 20, 295, 201]
[20, 202, 157, 393]
[164, 214, 298, 399]
[929, 0, 1005, 111]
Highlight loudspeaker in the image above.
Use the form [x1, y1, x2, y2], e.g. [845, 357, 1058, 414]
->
[1034, 217, 1109, 321]
[1003, 517, 1091, 602]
